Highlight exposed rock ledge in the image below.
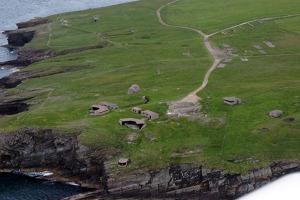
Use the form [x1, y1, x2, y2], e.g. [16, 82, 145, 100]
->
[1, 128, 299, 199]
[0, 128, 113, 188]
[105, 162, 300, 199]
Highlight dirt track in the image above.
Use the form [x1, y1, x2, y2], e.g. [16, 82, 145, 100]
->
[157, 0, 223, 106]
[157, 0, 223, 116]
[157, 0, 300, 116]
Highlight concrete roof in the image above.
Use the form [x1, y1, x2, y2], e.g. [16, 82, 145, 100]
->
[119, 118, 145, 125]
[118, 158, 129, 163]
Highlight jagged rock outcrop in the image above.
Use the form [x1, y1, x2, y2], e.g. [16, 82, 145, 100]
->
[0, 76, 23, 89]
[105, 162, 300, 199]
[0, 97, 30, 115]
[0, 128, 111, 185]
[6, 30, 35, 47]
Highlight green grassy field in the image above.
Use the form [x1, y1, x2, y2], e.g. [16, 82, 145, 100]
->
[162, 0, 300, 34]
[1, 0, 299, 173]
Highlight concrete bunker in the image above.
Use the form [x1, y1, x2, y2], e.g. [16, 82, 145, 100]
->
[127, 84, 140, 94]
[118, 158, 131, 167]
[223, 97, 242, 105]
[141, 110, 159, 120]
[119, 118, 146, 129]
[89, 105, 109, 116]
[268, 110, 283, 118]
[93, 16, 99, 22]
[132, 107, 142, 114]
[100, 102, 119, 110]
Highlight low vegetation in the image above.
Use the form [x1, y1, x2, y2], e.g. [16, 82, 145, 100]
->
[1, 0, 299, 173]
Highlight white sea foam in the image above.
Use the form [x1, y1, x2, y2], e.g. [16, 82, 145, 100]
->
[25, 171, 54, 177]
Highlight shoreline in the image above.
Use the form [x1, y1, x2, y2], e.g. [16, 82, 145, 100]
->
[0, 167, 100, 189]
[0, 1, 299, 199]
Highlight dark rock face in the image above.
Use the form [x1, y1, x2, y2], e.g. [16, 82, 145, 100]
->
[0, 128, 106, 183]
[0, 77, 23, 89]
[0, 97, 31, 115]
[0, 102, 29, 115]
[106, 162, 300, 199]
[7, 31, 35, 47]
[17, 19, 49, 29]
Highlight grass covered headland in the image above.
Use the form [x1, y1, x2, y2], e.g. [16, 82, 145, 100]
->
[1, 0, 300, 173]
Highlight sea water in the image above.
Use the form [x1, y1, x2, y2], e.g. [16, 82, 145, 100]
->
[0, 172, 92, 200]
[0, 0, 136, 198]
[0, 0, 137, 78]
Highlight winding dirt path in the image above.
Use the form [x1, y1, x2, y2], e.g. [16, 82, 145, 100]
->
[157, 0, 223, 116]
[157, 0, 223, 99]
[157, 0, 300, 116]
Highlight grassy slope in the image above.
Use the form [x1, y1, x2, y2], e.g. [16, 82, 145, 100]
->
[1, 0, 299, 172]
[1, 0, 212, 168]
[163, 0, 300, 34]
[200, 16, 300, 171]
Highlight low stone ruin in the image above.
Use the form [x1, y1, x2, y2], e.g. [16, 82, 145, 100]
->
[268, 110, 283, 118]
[100, 102, 119, 110]
[93, 16, 99, 22]
[127, 84, 140, 94]
[141, 110, 159, 120]
[89, 105, 109, 116]
[119, 118, 146, 129]
[89, 101, 118, 116]
[132, 107, 142, 114]
[118, 158, 131, 167]
[132, 107, 159, 120]
[223, 97, 242, 105]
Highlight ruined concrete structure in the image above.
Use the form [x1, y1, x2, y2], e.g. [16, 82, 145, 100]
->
[268, 110, 283, 118]
[118, 158, 131, 167]
[223, 97, 242, 105]
[141, 110, 159, 120]
[132, 107, 142, 114]
[100, 102, 119, 110]
[127, 84, 140, 94]
[119, 118, 146, 129]
[131, 107, 159, 120]
[89, 105, 109, 116]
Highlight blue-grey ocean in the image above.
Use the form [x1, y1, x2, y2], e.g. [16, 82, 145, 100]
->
[0, 0, 135, 199]
[0, 0, 136, 78]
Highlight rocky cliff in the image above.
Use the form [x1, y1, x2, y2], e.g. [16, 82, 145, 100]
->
[105, 162, 300, 199]
[6, 30, 35, 47]
[0, 128, 108, 188]
[16, 18, 49, 29]
[1, 128, 298, 200]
